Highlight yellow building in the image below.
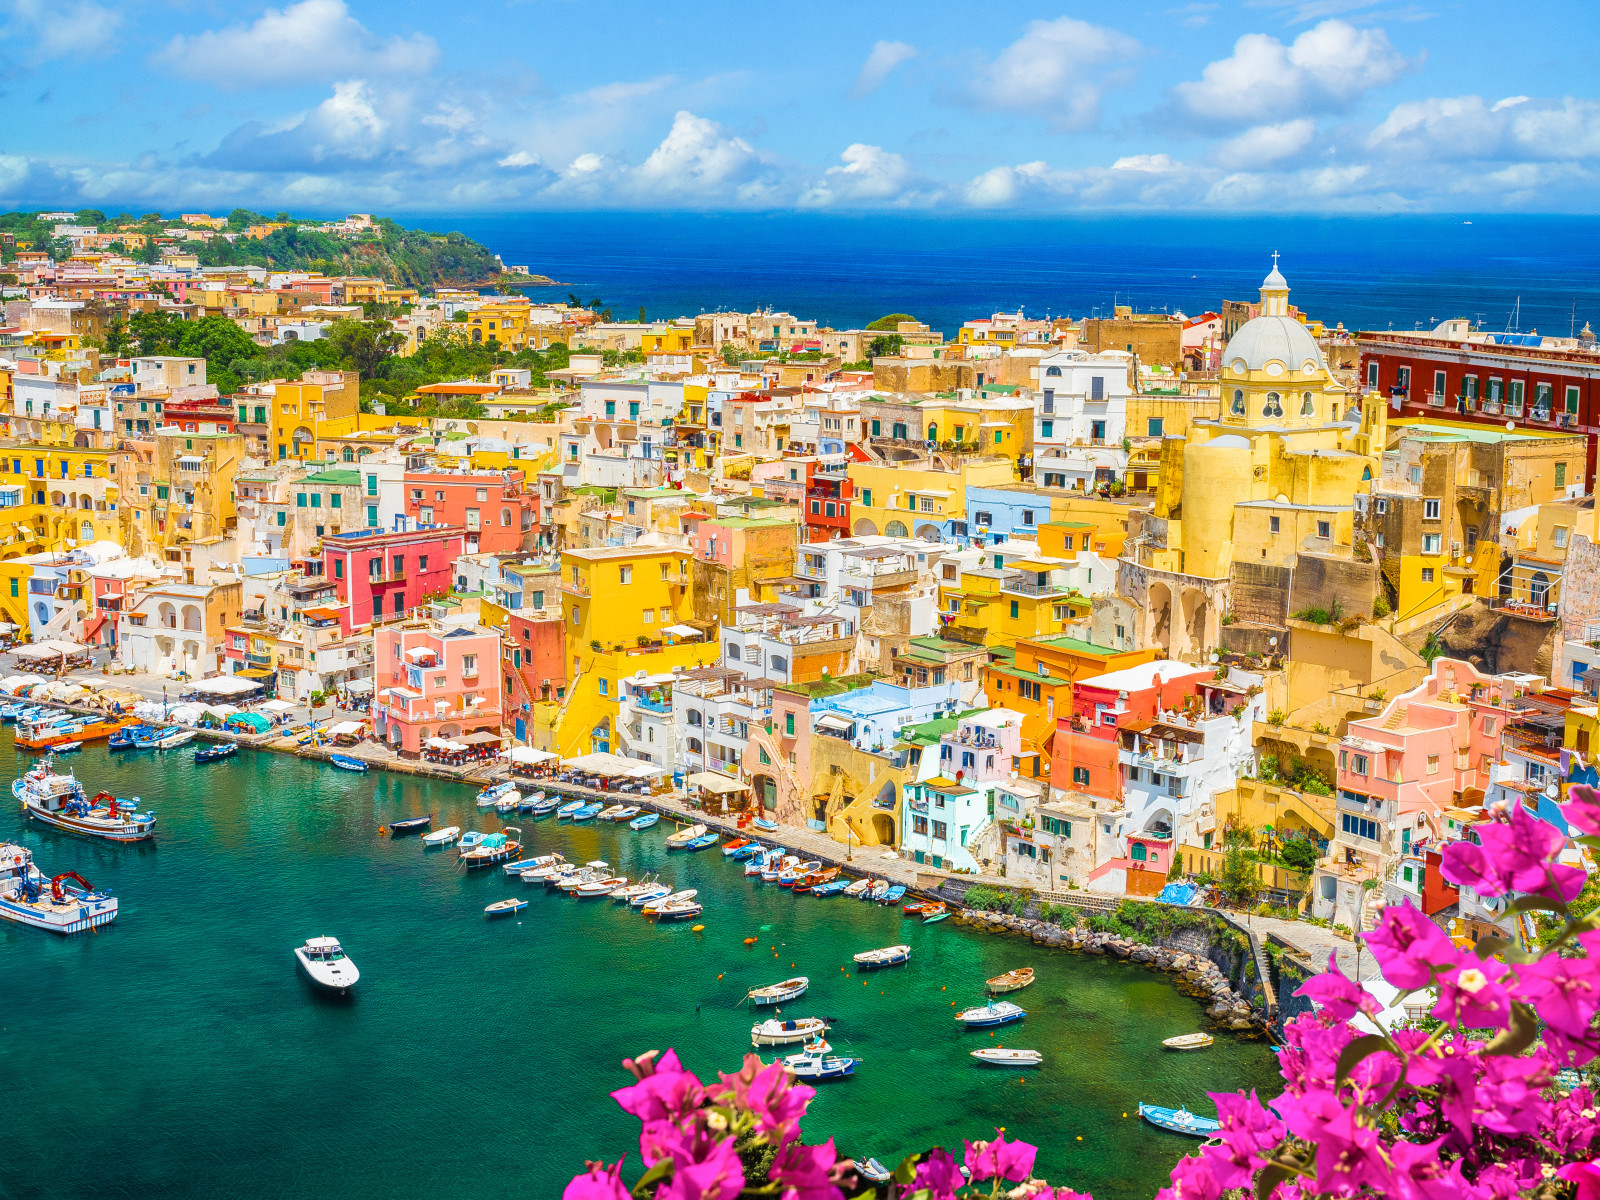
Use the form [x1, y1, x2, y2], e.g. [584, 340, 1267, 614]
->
[271, 371, 360, 462]
[533, 638, 720, 757]
[939, 557, 1090, 651]
[560, 544, 696, 675]
[0, 445, 121, 554]
[1120, 262, 1385, 660]
[1175, 777, 1329, 896]
[848, 456, 1015, 539]
[466, 298, 533, 349]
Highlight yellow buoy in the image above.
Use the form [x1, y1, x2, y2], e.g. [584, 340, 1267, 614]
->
[1076, 1137, 1083, 1142]
[692, 925, 704, 932]
[1122, 1113, 1127, 1118]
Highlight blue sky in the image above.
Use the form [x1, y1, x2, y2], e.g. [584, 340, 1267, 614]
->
[1, 0, 1597, 212]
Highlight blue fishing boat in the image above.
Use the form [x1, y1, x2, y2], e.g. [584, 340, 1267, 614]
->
[727, 842, 763, 861]
[556, 800, 585, 818]
[881, 884, 907, 905]
[630, 812, 660, 830]
[194, 742, 238, 764]
[531, 796, 562, 816]
[572, 802, 605, 821]
[684, 832, 720, 851]
[782, 1043, 857, 1081]
[810, 879, 850, 897]
[955, 1001, 1026, 1028]
[1138, 1104, 1221, 1138]
[476, 780, 516, 806]
[329, 754, 367, 773]
[0, 702, 24, 722]
[752, 817, 779, 832]
[108, 724, 153, 750]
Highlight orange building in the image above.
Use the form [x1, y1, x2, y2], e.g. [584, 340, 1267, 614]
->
[984, 633, 1156, 770]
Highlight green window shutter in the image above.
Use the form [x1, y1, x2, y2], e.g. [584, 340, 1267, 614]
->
[296, 494, 307, 508]
[331, 494, 341, 509]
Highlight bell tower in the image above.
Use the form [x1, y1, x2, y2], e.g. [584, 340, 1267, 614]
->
[1260, 253, 1290, 317]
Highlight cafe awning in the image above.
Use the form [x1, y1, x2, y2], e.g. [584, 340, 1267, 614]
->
[458, 730, 503, 747]
[685, 771, 749, 795]
[816, 713, 854, 732]
[505, 746, 558, 764]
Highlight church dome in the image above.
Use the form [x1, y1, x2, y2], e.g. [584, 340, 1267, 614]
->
[1223, 315, 1325, 375]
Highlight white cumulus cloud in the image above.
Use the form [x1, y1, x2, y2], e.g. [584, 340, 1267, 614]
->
[965, 17, 1140, 131]
[5, 0, 120, 56]
[1213, 118, 1317, 168]
[801, 143, 930, 207]
[1172, 18, 1410, 125]
[850, 40, 917, 99]
[630, 111, 782, 203]
[1369, 95, 1600, 162]
[155, 0, 438, 90]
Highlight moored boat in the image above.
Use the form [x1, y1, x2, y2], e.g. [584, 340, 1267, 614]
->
[530, 796, 562, 816]
[842, 878, 870, 897]
[782, 1042, 857, 1081]
[505, 853, 561, 875]
[752, 817, 779, 832]
[458, 831, 487, 852]
[853, 944, 911, 969]
[779, 859, 821, 887]
[485, 898, 528, 917]
[611, 877, 663, 902]
[388, 814, 433, 835]
[152, 728, 196, 750]
[0, 844, 117, 934]
[640, 888, 698, 913]
[495, 792, 521, 814]
[721, 837, 752, 857]
[864, 879, 889, 901]
[612, 805, 641, 822]
[194, 742, 238, 764]
[460, 828, 521, 868]
[1138, 1103, 1221, 1138]
[986, 967, 1034, 995]
[53, 741, 83, 753]
[422, 825, 461, 846]
[1162, 1033, 1215, 1051]
[747, 976, 809, 1006]
[650, 899, 704, 921]
[751, 1016, 829, 1046]
[109, 724, 154, 750]
[858, 1160, 892, 1185]
[629, 883, 674, 908]
[574, 875, 628, 897]
[572, 802, 605, 821]
[556, 800, 585, 819]
[596, 804, 628, 822]
[476, 781, 516, 807]
[14, 712, 132, 750]
[294, 936, 359, 994]
[683, 832, 719, 851]
[13, 761, 156, 842]
[971, 1048, 1042, 1067]
[665, 822, 709, 848]
[956, 1001, 1026, 1028]
[630, 812, 660, 830]
[798, 867, 839, 892]
[745, 849, 774, 877]
[328, 753, 367, 773]
[881, 884, 907, 904]
[810, 878, 850, 897]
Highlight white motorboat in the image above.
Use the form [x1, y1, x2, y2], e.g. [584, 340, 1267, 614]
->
[640, 888, 697, 914]
[751, 1017, 829, 1047]
[294, 936, 359, 994]
[971, 1048, 1042, 1067]
[650, 900, 704, 921]
[665, 823, 708, 848]
[460, 829, 521, 869]
[557, 860, 610, 892]
[458, 831, 486, 851]
[422, 825, 461, 846]
[842, 878, 870, 897]
[782, 1042, 857, 1080]
[0, 843, 117, 934]
[596, 804, 628, 821]
[495, 792, 521, 814]
[629, 884, 674, 908]
[853, 944, 912, 969]
[744, 849, 773, 877]
[574, 876, 627, 898]
[485, 898, 528, 917]
[520, 860, 571, 884]
[154, 728, 196, 750]
[610, 877, 661, 902]
[747, 977, 809, 1006]
[504, 853, 561, 875]
[762, 855, 797, 883]
[476, 781, 516, 808]
[1162, 1033, 1216, 1051]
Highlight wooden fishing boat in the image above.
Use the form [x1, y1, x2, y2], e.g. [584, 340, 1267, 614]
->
[328, 753, 367, 773]
[747, 976, 809, 1006]
[14, 713, 132, 750]
[842, 878, 871, 897]
[810, 879, 850, 897]
[1138, 1104, 1221, 1138]
[1162, 1033, 1215, 1051]
[853, 944, 911, 969]
[750, 1016, 829, 1046]
[683, 832, 720, 851]
[194, 742, 238, 764]
[612, 806, 641, 822]
[665, 823, 709, 848]
[971, 1047, 1042, 1067]
[596, 804, 628, 822]
[798, 867, 838, 892]
[422, 825, 460, 846]
[388, 814, 433, 835]
[881, 884, 906, 904]
[721, 837, 752, 857]
[986, 967, 1034, 995]
[630, 812, 660, 830]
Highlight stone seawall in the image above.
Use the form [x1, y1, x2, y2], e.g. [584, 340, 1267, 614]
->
[951, 906, 1270, 1035]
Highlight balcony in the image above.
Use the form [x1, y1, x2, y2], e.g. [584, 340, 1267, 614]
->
[560, 577, 591, 597]
[1002, 577, 1071, 597]
[1426, 391, 1446, 407]
[366, 570, 406, 584]
[1560, 412, 1580, 428]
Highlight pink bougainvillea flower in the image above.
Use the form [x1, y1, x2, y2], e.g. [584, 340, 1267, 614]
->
[1362, 901, 1461, 990]
[712, 1054, 814, 1145]
[1473, 1053, 1553, 1138]
[563, 1159, 631, 1200]
[1296, 953, 1382, 1023]
[1546, 1086, 1600, 1158]
[1431, 962, 1513, 1031]
[1512, 931, 1600, 1039]
[1441, 803, 1586, 902]
[910, 1149, 963, 1200]
[1560, 1161, 1600, 1200]
[612, 1049, 706, 1126]
[768, 1138, 844, 1200]
[655, 1134, 744, 1200]
[1207, 1089, 1285, 1183]
[1562, 783, 1600, 838]
[963, 1130, 1038, 1183]
[1155, 1150, 1225, 1200]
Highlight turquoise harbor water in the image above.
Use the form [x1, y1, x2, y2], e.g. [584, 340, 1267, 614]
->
[1, 743, 1277, 1200]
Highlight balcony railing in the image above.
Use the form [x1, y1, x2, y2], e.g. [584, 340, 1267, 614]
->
[1003, 578, 1070, 596]
[560, 578, 590, 596]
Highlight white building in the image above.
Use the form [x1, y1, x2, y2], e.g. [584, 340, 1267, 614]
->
[1030, 348, 1134, 491]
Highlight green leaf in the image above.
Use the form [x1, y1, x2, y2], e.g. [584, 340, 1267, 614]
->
[1255, 1162, 1292, 1200]
[1501, 895, 1569, 919]
[1484, 1001, 1539, 1057]
[1571, 835, 1600, 851]
[1472, 935, 1533, 964]
[892, 1154, 922, 1186]
[631, 1159, 674, 1198]
[1334, 1034, 1392, 1087]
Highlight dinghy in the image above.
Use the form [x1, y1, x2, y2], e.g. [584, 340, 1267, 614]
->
[640, 888, 698, 914]
[986, 967, 1034, 995]
[629, 884, 674, 908]
[495, 792, 521, 814]
[328, 753, 366, 772]
[388, 814, 433, 835]
[630, 812, 660, 831]
[477, 781, 516, 807]
[955, 1001, 1026, 1028]
[747, 976, 809, 1006]
[484, 898, 528, 917]
[752, 817, 779, 832]
[650, 899, 704, 921]
[422, 825, 460, 846]
[683, 832, 720, 851]
[881, 884, 906, 904]
[842, 878, 871, 897]
[750, 1016, 829, 1046]
[1162, 1033, 1215, 1051]
[572, 802, 604, 821]
[612, 806, 641, 822]
[971, 1048, 1042, 1067]
[556, 800, 585, 818]
[853, 944, 911, 969]
[721, 838, 752, 857]
[574, 875, 627, 898]
[1138, 1104, 1221, 1138]
[504, 853, 561, 875]
[596, 804, 628, 822]
[811, 879, 850, 897]
[858, 1160, 892, 1185]
[665, 823, 709, 848]
[530, 795, 562, 816]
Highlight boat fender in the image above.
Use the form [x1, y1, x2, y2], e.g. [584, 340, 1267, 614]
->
[692, 925, 704, 932]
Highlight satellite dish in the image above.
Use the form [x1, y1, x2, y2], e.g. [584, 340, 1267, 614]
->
[1506, 421, 1515, 432]
[1268, 637, 1279, 647]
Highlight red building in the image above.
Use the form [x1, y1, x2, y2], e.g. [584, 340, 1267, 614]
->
[1357, 328, 1600, 486]
[402, 467, 537, 554]
[501, 610, 566, 742]
[803, 461, 852, 543]
[322, 526, 463, 627]
[164, 395, 236, 434]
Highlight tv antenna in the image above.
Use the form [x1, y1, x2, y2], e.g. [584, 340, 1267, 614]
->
[1505, 297, 1522, 334]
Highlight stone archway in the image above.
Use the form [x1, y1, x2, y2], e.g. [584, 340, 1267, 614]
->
[1180, 586, 1210, 660]
[1148, 580, 1173, 655]
[852, 518, 878, 536]
[871, 813, 895, 844]
[915, 523, 942, 542]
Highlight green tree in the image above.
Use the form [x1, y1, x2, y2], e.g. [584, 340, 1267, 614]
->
[75, 209, 107, 225]
[637, 305, 647, 323]
[227, 208, 267, 230]
[866, 313, 915, 331]
[175, 315, 259, 366]
[326, 319, 403, 378]
[137, 238, 161, 265]
[866, 333, 904, 358]
[1167, 851, 1185, 882]
[100, 316, 132, 358]
[128, 310, 186, 354]
[1279, 837, 1321, 873]
[1218, 835, 1260, 908]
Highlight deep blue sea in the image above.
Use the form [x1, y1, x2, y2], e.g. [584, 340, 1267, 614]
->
[396, 212, 1600, 339]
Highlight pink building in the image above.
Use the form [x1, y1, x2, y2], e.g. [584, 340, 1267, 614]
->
[373, 622, 503, 755]
[322, 526, 464, 627]
[402, 468, 536, 554]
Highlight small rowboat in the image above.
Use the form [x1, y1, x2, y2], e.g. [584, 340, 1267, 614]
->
[194, 742, 238, 764]
[629, 884, 673, 908]
[641, 889, 698, 914]
[651, 900, 704, 921]
[1138, 1104, 1221, 1138]
[924, 911, 950, 924]
[666, 823, 709, 848]
[388, 814, 433, 835]
[422, 825, 460, 846]
[612, 806, 641, 822]
[485, 898, 528, 917]
[811, 879, 850, 897]
[956, 1001, 1025, 1028]
[477, 781, 516, 807]
[748, 976, 809, 1006]
[556, 800, 585, 818]
[864, 879, 889, 901]
[1162, 1033, 1215, 1051]
[751, 1016, 829, 1046]
[574, 876, 628, 897]
[505, 854, 561, 875]
[530, 796, 561, 816]
[987, 967, 1034, 995]
[53, 741, 83, 753]
[721, 837, 752, 857]
[752, 817, 779, 832]
[842, 878, 871, 897]
[971, 1047, 1042, 1067]
[495, 793, 521, 814]
[853, 944, 911, 969]
[683, 833, 720, 851]
[630, 812, 660, 831]
[596, 804, 628, 822]
[572, 802, 604, 821]
[903, 900, 938, 914]
[882, 884, 906, 905]
[858, 1160, 893, 1185]
[329, 754, 367, 773]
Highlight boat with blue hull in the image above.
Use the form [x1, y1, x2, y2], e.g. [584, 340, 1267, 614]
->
[109, 724, 155, 750]
[13, 759, 155, 842]
[329, 754, 368, 773]
[956, 1001, 1026, 1028]
[1138, 1104, 1221, 1138]
[531, 796, 562, 817]
[683, 832, 720, 851]
[556, 800, 585, 819]
[194, 743, 238, 764]
[629, 812, 660, 830]
[388, 814, 433, 835]
[0, 843, 117, 934]
[571, 802, 605, 821]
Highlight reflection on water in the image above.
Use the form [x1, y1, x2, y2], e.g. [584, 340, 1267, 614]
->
[0, 742, 1278, 1200]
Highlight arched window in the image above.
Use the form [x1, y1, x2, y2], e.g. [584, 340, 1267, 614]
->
[1045, 366, 1062, 377]
[342, 447, 354, 462]
[1300, 391, 1314, 417]
[1262, 391, 1283, 418]
[927, 424, 938, 441]
[885, 520, 908, 537]
[500, 508, 512, 526]
[687, 710, 703, 727]
[1231, 388, 1245, 416]
[687, 737, 703, 755]
[1131, 842, 1148, 862]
